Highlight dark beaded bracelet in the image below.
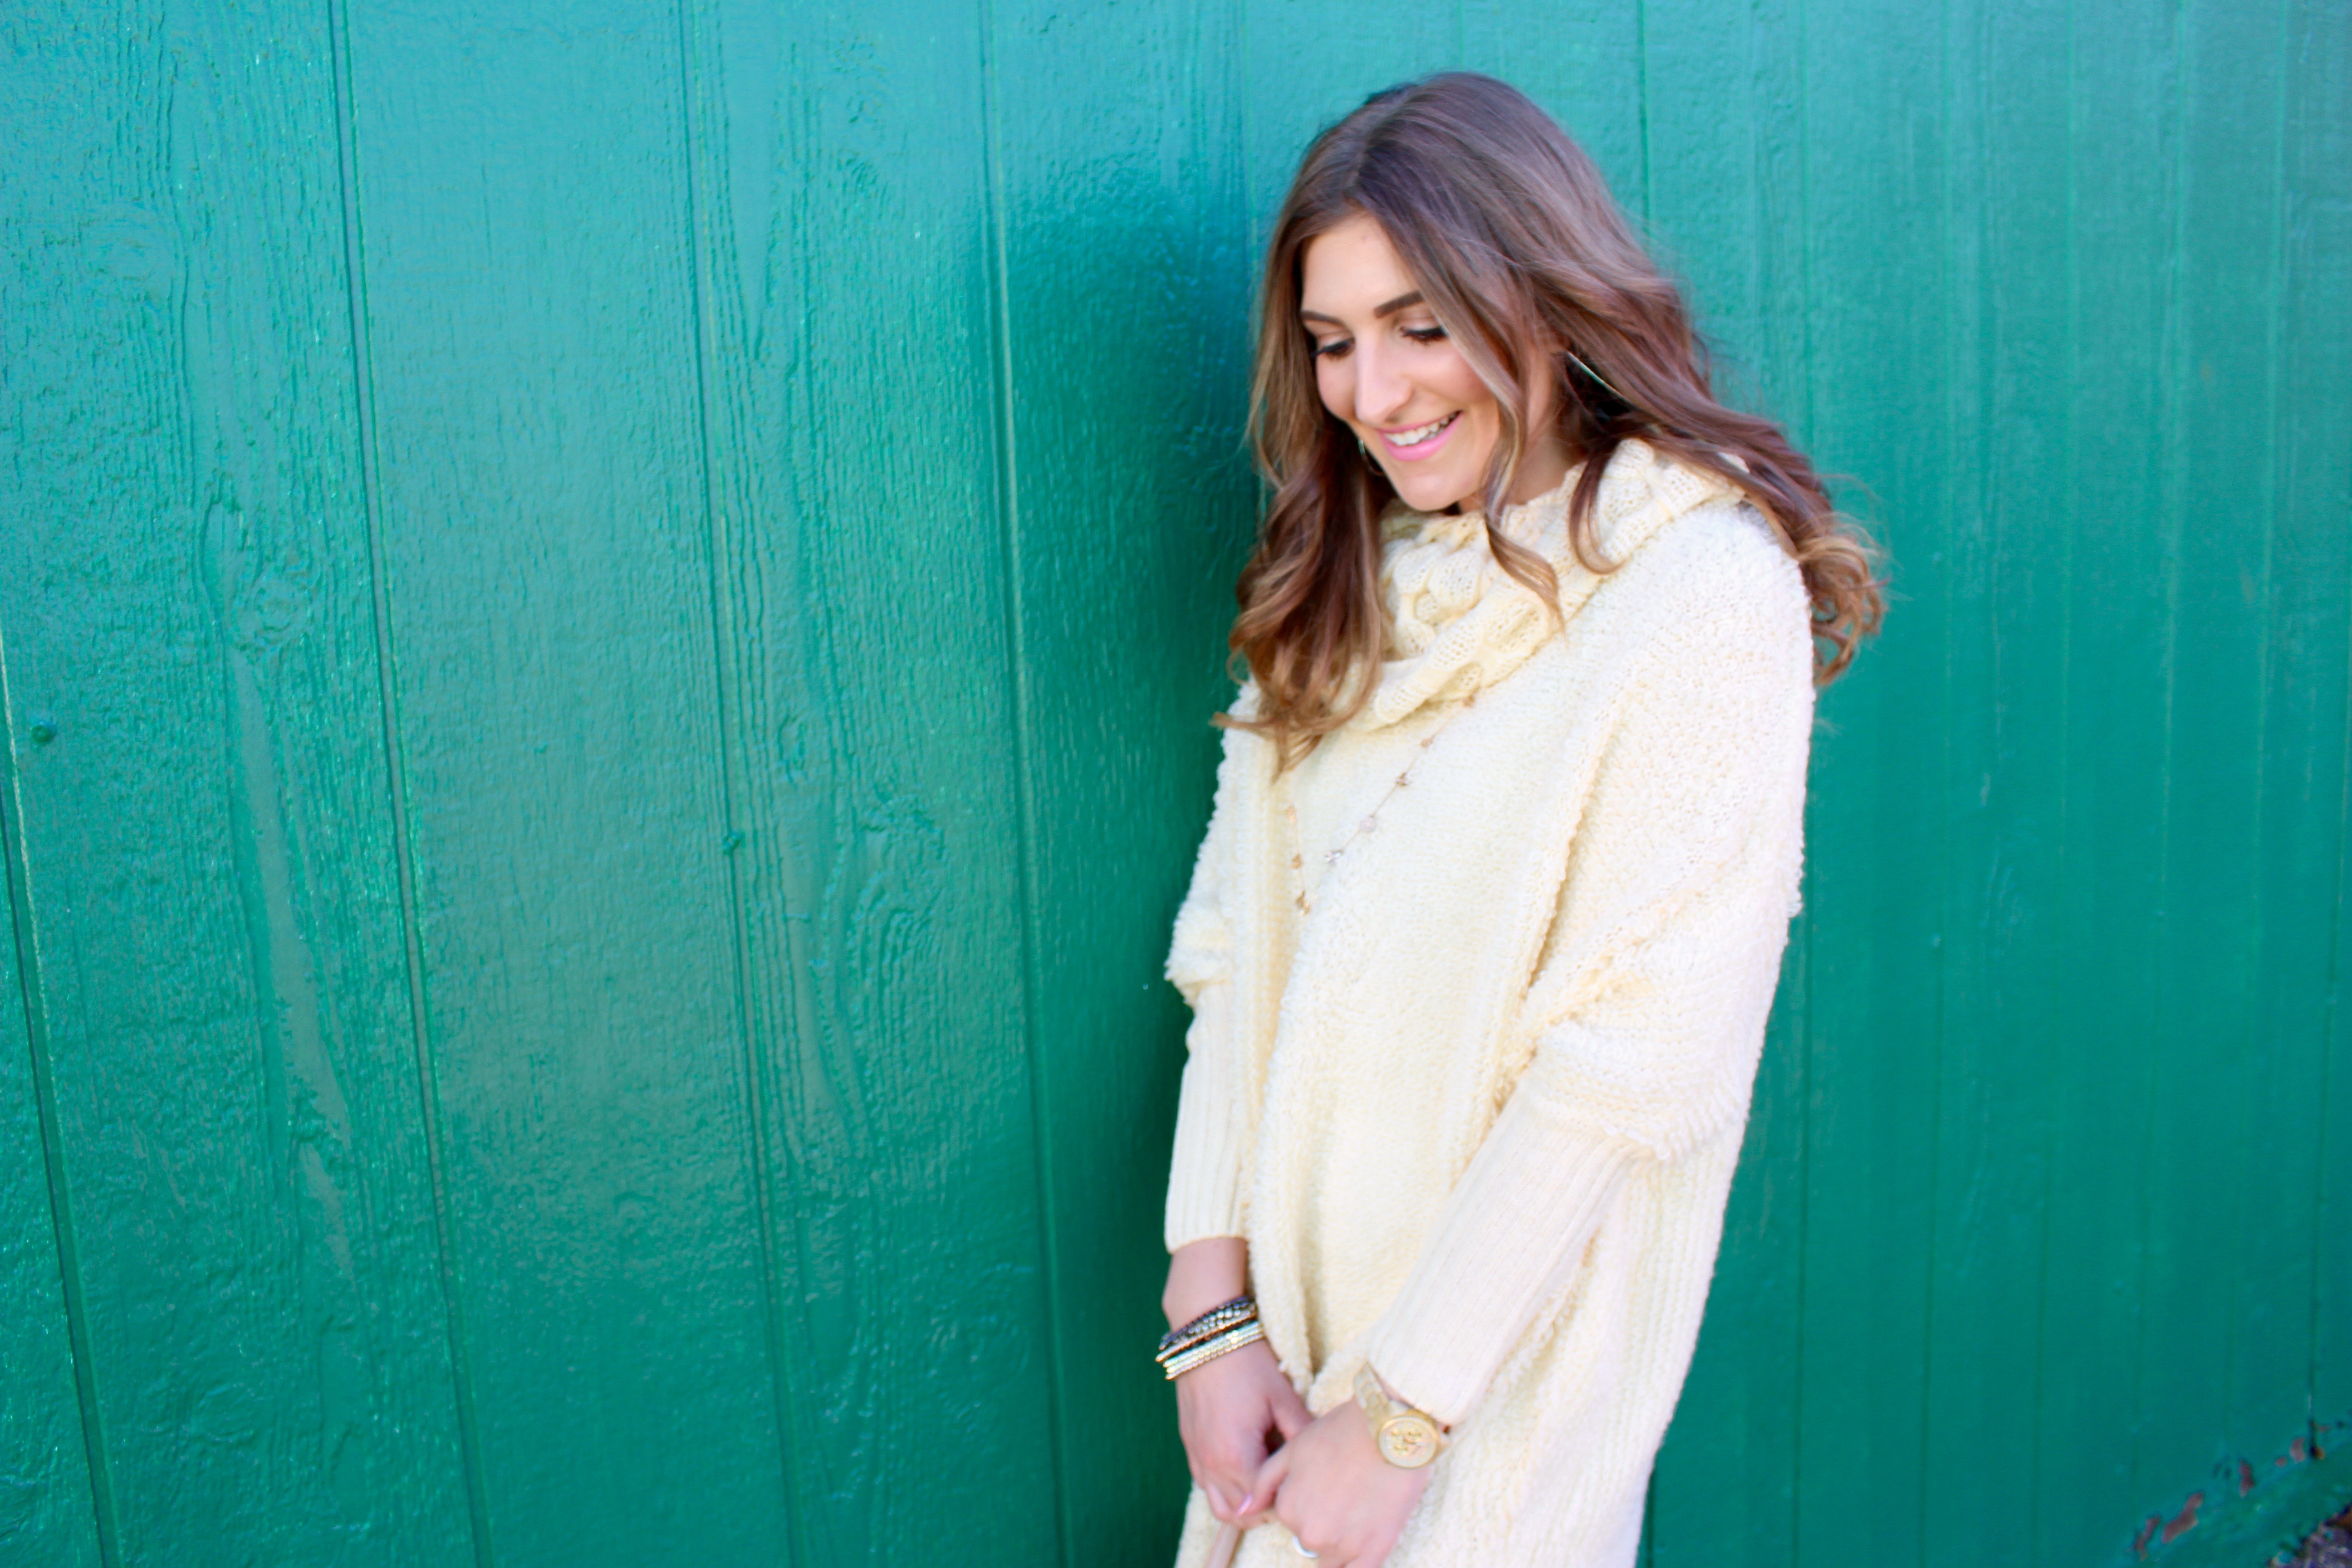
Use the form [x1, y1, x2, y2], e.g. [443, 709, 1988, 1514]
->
[1156, 1294, 1257, 1362]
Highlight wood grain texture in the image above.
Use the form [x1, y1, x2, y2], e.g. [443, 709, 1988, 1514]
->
[0, 2, 2347, 1565]
[337, 3, 794, 1561]
[2293, 0, 2352, 1445]
[0, 744, 101, 1565]
[2034, 1, 2180, 1559]
[2135, 0, 2288, 1529]
[1918, 1, 2070, 1561]
[982, 1, 1256, 1558]
[1784, 0, 1942, 1561]
[0, 2, 473, 1561]
[1639, 5, 1811, 1563]
[677, 0, 1061, 1558]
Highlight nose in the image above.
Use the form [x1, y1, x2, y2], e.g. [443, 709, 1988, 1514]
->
[1352, 338, 1411, 426]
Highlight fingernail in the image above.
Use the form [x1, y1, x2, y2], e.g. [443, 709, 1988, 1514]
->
[1238, 1493, 1254, 1514]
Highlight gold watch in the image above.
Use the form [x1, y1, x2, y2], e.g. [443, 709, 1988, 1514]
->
[1353, 1363, 1447, 1469]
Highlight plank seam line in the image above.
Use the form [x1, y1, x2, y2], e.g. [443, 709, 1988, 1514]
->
[976, 4, 1073, 1561]
[1916, 7, 1962, 1555]
[2225, 0, 2294, 1460]
[669, 5, 808, 1559]
[0, 623, 121, 1566]
[323, 3, 495, 1560]
[2126, 0, 2194, 1527]
[2282, 0, 2342, 1445]
[2026, 8, 2085, 1553]
[1788, 3, 1813, 1555]
[1634, 0, 1651, 222]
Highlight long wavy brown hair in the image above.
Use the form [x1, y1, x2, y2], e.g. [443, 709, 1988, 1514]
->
[1228, 72, 1884, 762]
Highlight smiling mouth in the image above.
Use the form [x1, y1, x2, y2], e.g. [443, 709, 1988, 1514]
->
[1383, 412, 1460, 449]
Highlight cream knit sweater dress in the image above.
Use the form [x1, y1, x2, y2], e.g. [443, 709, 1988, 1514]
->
[1162, 441, 1817, 1568]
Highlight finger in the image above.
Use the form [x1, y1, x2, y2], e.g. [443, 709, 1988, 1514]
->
[1251, 1441, 1291, 1494]
[1244, 1431, 1292, 1526]
[1270, 1390, 1310, 1442]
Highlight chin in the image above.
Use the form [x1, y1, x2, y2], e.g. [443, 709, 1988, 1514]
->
[1392, 473, 1478, 513]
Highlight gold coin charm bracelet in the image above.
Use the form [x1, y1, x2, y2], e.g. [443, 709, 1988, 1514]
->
[1156, 1295, 1264, 1381]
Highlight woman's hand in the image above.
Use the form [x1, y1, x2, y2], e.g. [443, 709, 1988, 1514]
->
[1249, 1399, 1432, 1567]
[1163, 1238, 1310, 1523]
[1174, 1338, 1312, 1524]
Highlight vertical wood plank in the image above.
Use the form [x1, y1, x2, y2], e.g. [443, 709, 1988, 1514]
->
[1235, 6, 1466, 257]
[1917, 0, 2072, 1562]
[2133, 0, 2292, 1525]
[1642, 2, 1809, 1561]
[2031, 0, 2178, 1558]
[1784, 0, 1945, 1560]
[676, 0, 1062, 1558]
[1456, 0, 1645, 210]
[2231, 0, 2339, 1499]
[339, 6, 790, 1560]
[982, 1, 1253, 1559]
[0, 753, 102, 1564]
[0, 2, 474, 1560]
[2287, 0, 2352, 1443]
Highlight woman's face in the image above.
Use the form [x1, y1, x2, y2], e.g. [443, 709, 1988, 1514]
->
[1299, 211, 1567, 514]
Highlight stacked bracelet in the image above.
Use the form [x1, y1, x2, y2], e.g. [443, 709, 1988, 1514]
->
[1157, 1295, 1255, 1359]
[1160, 1319, 1263, 1380]
[1156, 1294, 1261, 1381]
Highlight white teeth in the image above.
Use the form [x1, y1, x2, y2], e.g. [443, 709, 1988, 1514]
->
[1389, 413, 1457, 448]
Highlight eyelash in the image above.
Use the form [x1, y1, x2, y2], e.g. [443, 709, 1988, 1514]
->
[1312, 324, 1449, 359]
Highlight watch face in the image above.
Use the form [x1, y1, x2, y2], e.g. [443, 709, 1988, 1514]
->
[1377, 1416, 1441, 1468]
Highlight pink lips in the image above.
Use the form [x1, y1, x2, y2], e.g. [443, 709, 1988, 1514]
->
[1376, 412, 1461, 462]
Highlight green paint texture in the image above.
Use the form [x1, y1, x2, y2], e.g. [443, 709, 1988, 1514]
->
[0, 2, 2347, 1565]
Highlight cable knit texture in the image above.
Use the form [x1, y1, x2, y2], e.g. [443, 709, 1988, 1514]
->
[1162, 441, 1816, 1568]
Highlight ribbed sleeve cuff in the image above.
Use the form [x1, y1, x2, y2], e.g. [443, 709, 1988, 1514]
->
[1164, 983, 1250, 1250]
[1362, 1097, 1638, 1428]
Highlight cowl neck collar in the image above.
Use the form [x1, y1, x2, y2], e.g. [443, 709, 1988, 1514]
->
[1358, 439, 1744, 730]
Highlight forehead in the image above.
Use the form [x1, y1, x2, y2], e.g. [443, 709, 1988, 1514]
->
[1298, 213, 1416, 316]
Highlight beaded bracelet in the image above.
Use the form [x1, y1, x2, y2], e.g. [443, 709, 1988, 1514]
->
[1156, 1295, 1257, 1362]
[1160, 1319, 1265, 1381]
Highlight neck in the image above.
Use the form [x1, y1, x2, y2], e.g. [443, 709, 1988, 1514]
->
[1503, 431, 1576, 507]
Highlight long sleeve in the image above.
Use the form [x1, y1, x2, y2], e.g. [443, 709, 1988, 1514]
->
[1165, 981, 1248, 1246]
[1362, 565, 1815, 1427]
[1163, 721, 1261, 1250]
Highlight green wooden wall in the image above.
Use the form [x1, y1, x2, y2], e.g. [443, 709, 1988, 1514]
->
[3, 3, 2347, 1565]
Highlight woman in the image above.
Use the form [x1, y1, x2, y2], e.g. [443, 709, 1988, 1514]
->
[1153, 74, 1882, 1568]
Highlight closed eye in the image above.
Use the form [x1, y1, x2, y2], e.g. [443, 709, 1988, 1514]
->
[1312, 338, 1352, 359]
[1403, 325, 1448, 344]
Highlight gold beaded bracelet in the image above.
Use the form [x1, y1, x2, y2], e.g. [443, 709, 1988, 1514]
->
[1160, 1320, 1265, 1381]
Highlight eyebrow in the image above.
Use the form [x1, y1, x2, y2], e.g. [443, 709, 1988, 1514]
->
[1298, 290, 1426, 326]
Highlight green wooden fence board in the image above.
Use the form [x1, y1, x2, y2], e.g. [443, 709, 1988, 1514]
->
[1924, 1, 2076, 1562]
[2035, 3, 2181, 1562]
[983, 2, 1256, 1560]
[677, 0, 1063, 1559]
[0, 750, 101, 1565]
[0, 3, 475, 1562]
[2239, 0, 2347, 1522]
[1785, 0, 1946, 1561]
[1456, 2, 1645, 216]
[2297, 0, 2352, 1447]
[1, 3, 2348, 1564]
[1641, 5, 1813, 1563]
[1234, 7, 1458, 255]
[2145, 1436, 2352, 1568]
[337, 5, 792, 1561]
[2135, 0, 2294, 1538]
